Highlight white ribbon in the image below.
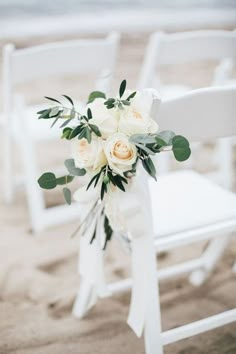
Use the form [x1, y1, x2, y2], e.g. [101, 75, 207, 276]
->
[72, 171, 159, 338]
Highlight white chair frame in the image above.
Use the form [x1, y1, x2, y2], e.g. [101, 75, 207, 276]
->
[138, 30, 236, 287]
[75, 86, 236, 354]
[2, 32, 120, 232]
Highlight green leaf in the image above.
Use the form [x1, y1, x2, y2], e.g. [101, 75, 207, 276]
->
[49, 106, 60, 117]
[86, 174, 99, 190]
[103, 215, 113, 250]
[64, 159, 86, 176]
[119, 79, 126, 98]
[37, 109, 48, 115]
[56, 175, 74, 185]
[38, 172, 57, 190]
[129, 134, 156, 145]
[126, 91, 136, 101]
[100, 182, 107, 200]
[87, 108, 93, 120]
[87, 91, 106, 104]
[60, 117, 73, 128]
[89, 124, 102, 137]
[70, 125, 84, 139]
[50, 116, 60, 128]
[63, 187, 72, 205]
[157, 131, 175, 146]
[84, 128, 92, 143]
[172, 135, 191, 162]
[38, 109, 51, 119]
[61, 127, 73, 139]
[62, 94, 74, 106]
[142, 157, 157, 180]
[121, 100, 130, 106]
[44, 96, 62, 104]
[135, 143, 155, 155]
[113, 175, 126, 192]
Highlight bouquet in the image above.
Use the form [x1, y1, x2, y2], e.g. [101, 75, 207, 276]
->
[37, 80, 191, 248]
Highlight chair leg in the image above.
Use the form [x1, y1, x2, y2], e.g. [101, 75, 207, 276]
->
[144, 241, 163, 354]
[3, 130, 15, 204]
[19, 130, 45, 233]
[72, 277, 96, 318]
[189, 235, 230, 286]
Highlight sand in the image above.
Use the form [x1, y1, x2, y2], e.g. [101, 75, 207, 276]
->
[0, 29, 236, 354]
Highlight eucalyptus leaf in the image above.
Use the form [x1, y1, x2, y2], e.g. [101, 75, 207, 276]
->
[172, 135, 191, 162]
[157, 130, 175, 145]
[135, 143, 155, 155]
[64, 159, 86, 176]
[63, 187, 72, 205]
[56, 175, 74, 185]
[38, 172, 57, 190]
[129, 134, 156, 145]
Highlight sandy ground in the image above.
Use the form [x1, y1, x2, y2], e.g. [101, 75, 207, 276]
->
[0, 29, 236, 354]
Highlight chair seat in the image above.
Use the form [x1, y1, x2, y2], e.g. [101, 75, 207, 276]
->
[149, 170, 236, 238]
[161, 84, 191, 100]
[13, 102, 83, 141]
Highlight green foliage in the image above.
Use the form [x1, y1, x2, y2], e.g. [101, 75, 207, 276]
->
[142, 157, 157, 181]
[63, 187, 72, 205]
[38, 172, 57, 189]
[62, 94, 74, 106]
[61, 127, 73, 139]
[119, 79, 126, 98]
[87, 91, 106, 104]
[37, 172, 74, 190]
[172, 135, 191, 162]
[103, 215, 113, 250]
[64, 159, 86, 176]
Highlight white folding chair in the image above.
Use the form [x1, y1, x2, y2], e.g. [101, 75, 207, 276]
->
[75, 86, 236, 354]
[138, 30, 236, 187]
[2, 32, 120, 232]
[138, 30, 236, 285]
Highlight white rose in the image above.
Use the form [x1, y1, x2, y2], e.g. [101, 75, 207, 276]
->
[71, 137, 107, 173]
[104, 133, 137, 175]
[119, 89, 160, 136]
[87, 98, 119, 138]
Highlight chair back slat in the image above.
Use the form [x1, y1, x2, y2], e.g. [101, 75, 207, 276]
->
[6, 33, 120, 85]
[155, 86, 236, 142]
[154, 30, 236, 65]
[138, 30, 236, 89]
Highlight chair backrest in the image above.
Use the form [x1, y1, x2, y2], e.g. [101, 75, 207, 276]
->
[2, 32, 120, 124]
[138, 30, 236, 89]
[3, 32, 120, 86]
[154, 86, 236, 142]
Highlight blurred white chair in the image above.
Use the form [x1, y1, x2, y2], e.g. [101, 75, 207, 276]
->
[2, 32, 120, 232]
[138, 30, 236, 287]
[138, 29, 236, 187]
[74, 87, 236, 354]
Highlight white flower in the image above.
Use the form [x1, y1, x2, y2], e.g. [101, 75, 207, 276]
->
[104, 133, 137, 175]
[119, 89, 160, 136]
[71, 137, 107, 174]
[87, 98, 119, 138]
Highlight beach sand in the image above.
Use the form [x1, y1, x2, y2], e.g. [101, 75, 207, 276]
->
[0, 30, 236, 354]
